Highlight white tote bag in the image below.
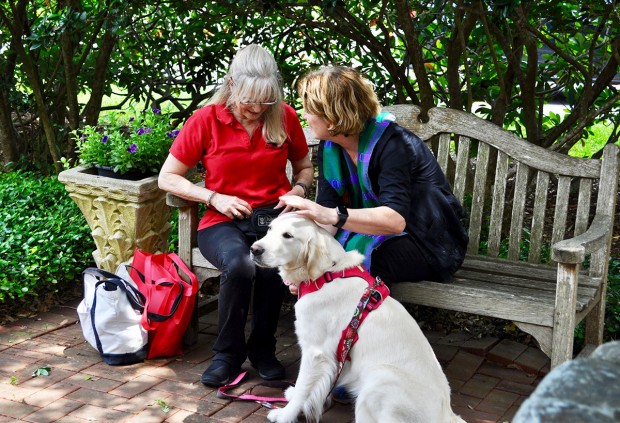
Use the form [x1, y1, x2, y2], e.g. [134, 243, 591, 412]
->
[77, 266, 148, 365]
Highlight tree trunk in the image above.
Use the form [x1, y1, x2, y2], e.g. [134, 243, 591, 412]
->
[0, 88, 18, 168]
[1, 3, 61, 171]
[393, 0, 434, 111]
[60, 0, 81, 159]
[446, 3, 477, 111]
[16, 45, 62, 169]
[84, 30, 118, 126]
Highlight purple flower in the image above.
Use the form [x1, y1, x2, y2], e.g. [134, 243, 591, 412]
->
[129, 117, 135, 122]
[127, 143, 138, 153]
[145, 127, 153, 134]
[136, 128, 145, 135]
[153, 109, 161, 115]
[101, 135, 109, 143]
[167, 129, 180, 138]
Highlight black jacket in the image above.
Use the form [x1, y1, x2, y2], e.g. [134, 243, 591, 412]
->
[317, 122, 469, 282]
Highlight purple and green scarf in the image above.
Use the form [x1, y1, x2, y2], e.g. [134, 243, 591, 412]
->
[323, 113, 404, 269]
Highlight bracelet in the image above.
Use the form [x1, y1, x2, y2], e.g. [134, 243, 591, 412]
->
[205, 190, 217, 208]
[295, 182, 308, 198]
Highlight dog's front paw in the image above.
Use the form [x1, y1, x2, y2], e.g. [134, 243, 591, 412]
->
[283, 386, 296, 401]
[267, 405, 299, 423]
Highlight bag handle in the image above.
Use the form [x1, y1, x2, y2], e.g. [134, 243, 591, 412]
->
[83, 267, 123, 281]
[127, 251, 197, 330]
[144, 254, 185, 320]
[133, 255, 185, 331]
[90, 278, 145, 355]
[129, 250, 199, 296]
[162, 252, 199, 296]
[127, 263, 182, 329]
[216, 371, 292, 409]
[83, 268, 146, 312]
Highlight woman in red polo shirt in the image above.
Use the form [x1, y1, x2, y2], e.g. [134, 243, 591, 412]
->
[159, 44, 313, 387]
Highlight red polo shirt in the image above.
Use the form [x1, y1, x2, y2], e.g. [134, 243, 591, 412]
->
[170, 103, 309, 230]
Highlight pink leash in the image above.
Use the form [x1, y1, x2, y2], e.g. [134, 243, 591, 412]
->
[217, 371, 292, 409]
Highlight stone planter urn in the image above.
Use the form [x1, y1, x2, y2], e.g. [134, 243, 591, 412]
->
[58, 165, 171, 272]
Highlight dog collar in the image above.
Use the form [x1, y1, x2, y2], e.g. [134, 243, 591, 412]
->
[298, 265, 376, 299]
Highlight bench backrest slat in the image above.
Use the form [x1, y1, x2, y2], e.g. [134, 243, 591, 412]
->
[589, 146, 620, 277]
[467, 142, 491, 255]
[575, 179, 592, 237]
[528, 171, 550, 263]
[551, 176, 572, 249]
[436, 132, 452, 176]
[508, 162, 530, 260]
[487, 150, 509, 258]
[453, 135, 471, 204]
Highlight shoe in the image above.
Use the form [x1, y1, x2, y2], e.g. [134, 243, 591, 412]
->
[251, 355, 286, 380]
[331, 386, 354, 404]
[201, 360, 239, 387]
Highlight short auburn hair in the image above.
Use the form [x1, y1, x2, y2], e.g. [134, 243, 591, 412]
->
[297, 66, 381, 136]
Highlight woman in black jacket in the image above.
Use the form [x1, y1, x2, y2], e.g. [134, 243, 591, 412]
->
[280, 66, 468, 286]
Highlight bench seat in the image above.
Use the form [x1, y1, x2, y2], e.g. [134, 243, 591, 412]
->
[392, 255, 602, 355]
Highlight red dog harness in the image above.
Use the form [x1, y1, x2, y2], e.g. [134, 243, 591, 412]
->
[298, 265, 390, 386]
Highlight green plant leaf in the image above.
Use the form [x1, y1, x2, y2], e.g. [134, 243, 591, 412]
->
[32, 366, 51, 377]
[155, 399, 170, 413]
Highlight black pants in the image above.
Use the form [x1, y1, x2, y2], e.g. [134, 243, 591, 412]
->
[197, 222, 286, 368]
[370, 234, 441, 288]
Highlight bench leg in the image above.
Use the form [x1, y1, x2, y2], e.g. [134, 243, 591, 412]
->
[584, 251, 609, 348]
[584, 294, 605, 347]
[551, 262, 579, 368]
[183, 301, 200, 346]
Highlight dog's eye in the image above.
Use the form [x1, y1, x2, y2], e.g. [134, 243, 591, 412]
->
[282, 232, 293, 239]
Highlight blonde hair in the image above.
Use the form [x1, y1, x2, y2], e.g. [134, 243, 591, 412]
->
[297, 66, 381, 136]
[209, 44, 286, 145]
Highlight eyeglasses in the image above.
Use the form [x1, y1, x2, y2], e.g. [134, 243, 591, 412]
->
[240, 100, 277, 106]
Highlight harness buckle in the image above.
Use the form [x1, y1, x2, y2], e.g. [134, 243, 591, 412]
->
[365, 289, 383, 311]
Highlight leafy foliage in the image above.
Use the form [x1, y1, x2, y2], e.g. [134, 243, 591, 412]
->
[0, 171, 94, 303]
[2, 1, 618, 172]
[75, 108, 179, 174]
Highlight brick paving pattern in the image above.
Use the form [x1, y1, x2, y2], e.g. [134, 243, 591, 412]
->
[0, 298, 549, 422]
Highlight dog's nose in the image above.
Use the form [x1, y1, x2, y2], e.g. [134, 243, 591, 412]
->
[250, 244, 264, 256]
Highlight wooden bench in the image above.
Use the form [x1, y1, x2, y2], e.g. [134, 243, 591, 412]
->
[167, 106, 619, 368]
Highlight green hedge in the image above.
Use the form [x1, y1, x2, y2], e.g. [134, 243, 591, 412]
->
[0, 171, 94, 303]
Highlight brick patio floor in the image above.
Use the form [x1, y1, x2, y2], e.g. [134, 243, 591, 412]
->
[0, 298, 550, 422]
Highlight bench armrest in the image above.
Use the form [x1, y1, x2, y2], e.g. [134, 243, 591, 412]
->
[551, 213, 613, 264]
[165, 180, 204, 208]
[166, 192, 197, 208]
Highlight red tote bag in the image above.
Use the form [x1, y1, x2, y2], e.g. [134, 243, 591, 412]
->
[129, 249, 198, 359]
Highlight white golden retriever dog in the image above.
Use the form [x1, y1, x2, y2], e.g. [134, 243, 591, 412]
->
[250, 213, 465, 423]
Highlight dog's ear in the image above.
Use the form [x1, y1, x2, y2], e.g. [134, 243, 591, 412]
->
[323, 231, 365, 269]
[304, 231, 335, 281]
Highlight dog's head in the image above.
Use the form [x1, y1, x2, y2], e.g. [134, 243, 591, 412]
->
[250, 213, 364, 284]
